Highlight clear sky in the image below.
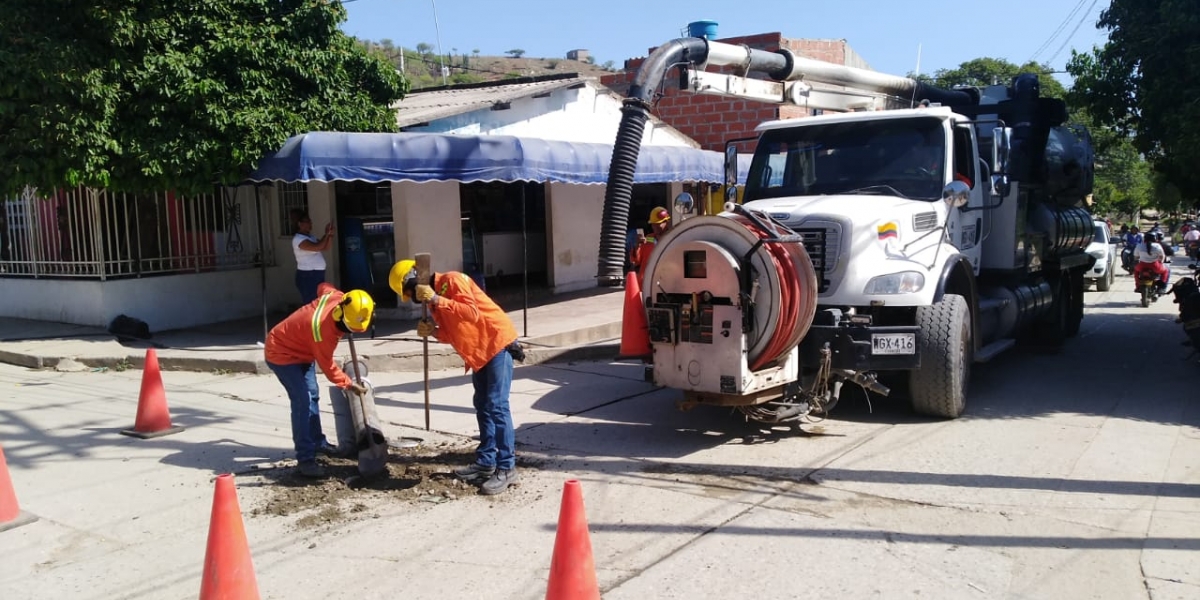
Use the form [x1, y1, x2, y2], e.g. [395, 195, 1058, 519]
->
[341, 0, 1111, 85]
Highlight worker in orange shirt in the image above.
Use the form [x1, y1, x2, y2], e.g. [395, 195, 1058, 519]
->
[389, 259, 523, 495]
[265, 282, 373, 478]
[629, 206, 672, 286]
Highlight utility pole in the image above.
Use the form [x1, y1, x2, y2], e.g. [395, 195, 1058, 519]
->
[431, 0, 447, 85]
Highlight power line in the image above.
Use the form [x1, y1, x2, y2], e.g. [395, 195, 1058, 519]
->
[1045, 0, 1102, 66]
[1028, 0, 1089, 64]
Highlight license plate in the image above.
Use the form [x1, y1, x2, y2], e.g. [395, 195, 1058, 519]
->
[871, 333, 916, 355]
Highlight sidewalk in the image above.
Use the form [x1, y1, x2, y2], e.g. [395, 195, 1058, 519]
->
[0, 287, 626, 374]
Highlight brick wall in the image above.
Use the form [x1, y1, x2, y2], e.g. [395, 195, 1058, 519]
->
[599, 33, 866, 152]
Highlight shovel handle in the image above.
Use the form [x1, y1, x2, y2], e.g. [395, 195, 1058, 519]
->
[416, 252, 432, 431]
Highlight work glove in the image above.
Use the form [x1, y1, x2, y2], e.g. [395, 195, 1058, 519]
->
[349, 382, 368, 396]
[416, 318, 437, 338]
[415, 283, 438, 305]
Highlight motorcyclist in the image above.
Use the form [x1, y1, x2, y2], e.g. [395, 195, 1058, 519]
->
[1133, 230, 1170, 292]
[1183, 224, 1200, 263]
[1121, 226, 1142, 272]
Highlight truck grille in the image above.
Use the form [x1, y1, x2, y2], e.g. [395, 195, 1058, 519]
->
[913, 211, 938, 232]
[794, 227, 832, 293]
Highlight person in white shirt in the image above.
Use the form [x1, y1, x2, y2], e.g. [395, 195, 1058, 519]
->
[1184, 226, 1200, 262]
[292, 212, 335, 304]
[1133, 230, 1169, 291]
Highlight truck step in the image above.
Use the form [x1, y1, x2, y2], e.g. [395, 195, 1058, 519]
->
[978, 297, 1011, 314]
[975, 338, 1016, 363]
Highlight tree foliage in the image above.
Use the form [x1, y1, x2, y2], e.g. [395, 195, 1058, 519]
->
[1067, 0, 1200, 205]
[910, 57, 1066, 99]
[916, 56, 1155, 217]
[0, 0, 409, 195]
[506, 49, 526, 59]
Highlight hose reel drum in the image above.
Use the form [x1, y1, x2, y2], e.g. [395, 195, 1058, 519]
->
[641, 209, 818, 402]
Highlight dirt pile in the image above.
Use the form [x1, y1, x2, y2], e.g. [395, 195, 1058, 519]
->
[249, 441, 503, 529]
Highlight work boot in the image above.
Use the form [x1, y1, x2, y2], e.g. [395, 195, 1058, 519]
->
[480, 469, 518, 496]
[297, 460, 325, 478]
[453, 463, 496, 483]
[318, 441, 355, 459]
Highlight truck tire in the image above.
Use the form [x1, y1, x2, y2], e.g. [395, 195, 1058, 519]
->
[909, 294, 971, 419]
[1096, 263, 1113, 292]
[1065, 271, 1084, 337]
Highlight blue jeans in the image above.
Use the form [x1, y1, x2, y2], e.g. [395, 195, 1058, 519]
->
[295, 269, 326, 304]
[472, 349, 515, 471]
[267, 360, 329, 463]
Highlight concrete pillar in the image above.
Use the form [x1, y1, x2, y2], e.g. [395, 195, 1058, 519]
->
[390, 180, 463, 316]
[545, 182, 603, 294]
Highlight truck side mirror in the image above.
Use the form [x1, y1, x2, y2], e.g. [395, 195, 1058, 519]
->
[724, 144, 738, 188]
[992, 126, 1012, 175]
[673, 192, 695, 217]
[943, 180, 970, 208]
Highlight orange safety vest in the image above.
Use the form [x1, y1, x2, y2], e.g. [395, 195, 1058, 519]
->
[630, 237, 657, 286]
[427, 272, 518, 372]
[264, 282, 353, 388]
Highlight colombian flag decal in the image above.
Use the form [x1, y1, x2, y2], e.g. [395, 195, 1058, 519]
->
[877, 221, 899, 240]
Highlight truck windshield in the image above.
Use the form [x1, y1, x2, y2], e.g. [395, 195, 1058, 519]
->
[743, 117, 947, 202]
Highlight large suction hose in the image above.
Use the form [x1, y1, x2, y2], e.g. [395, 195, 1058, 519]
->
[597, 105, 650, 286]
[597, 38, 708, 285]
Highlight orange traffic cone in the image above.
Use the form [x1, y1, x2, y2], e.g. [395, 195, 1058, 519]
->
[545, 480, 600, 600]
[199, 474, 260, 600]
[0, 445, 38, 532]
[618, 271, 651, 359]
[120, 348, 184, 439]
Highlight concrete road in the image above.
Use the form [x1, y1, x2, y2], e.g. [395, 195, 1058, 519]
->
[1, 269, 1197, 599]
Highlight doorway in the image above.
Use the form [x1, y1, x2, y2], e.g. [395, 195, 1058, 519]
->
[459, 181, 548, 308]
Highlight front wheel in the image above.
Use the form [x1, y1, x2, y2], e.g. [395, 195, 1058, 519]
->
[1097, 264, 1113, 292]
[909, 294, 971, 419]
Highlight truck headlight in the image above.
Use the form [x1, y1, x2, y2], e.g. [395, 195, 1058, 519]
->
[864, 271, 925, 295]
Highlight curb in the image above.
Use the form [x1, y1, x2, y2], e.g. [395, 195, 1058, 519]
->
[0, 343, 623, 375]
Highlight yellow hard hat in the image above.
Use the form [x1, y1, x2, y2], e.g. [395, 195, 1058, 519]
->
[389, 259, 417, 302]
[649, 206, 671, 225]
[334, 290, 375, 333]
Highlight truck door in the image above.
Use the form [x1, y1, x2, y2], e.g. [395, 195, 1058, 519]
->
[950, 124, 983, 274]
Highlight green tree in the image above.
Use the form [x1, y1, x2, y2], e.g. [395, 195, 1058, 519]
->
[1090, 134, 1152, 220]
[1067, 0, 1200, 205]
[918, 56, 1153, 217]
[910, 57, 1066, 99]
[506, 49, 526, 58]
[0, 0, 408, 195]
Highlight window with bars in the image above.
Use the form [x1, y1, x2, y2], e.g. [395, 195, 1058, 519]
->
[0, 187, 272, 279]
[277, 182, 309, 238]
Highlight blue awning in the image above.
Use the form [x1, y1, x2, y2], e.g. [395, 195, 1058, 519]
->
[246, 131, 729, 185]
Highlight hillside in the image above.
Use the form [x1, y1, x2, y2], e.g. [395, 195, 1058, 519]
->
[356, 41, 621, 90]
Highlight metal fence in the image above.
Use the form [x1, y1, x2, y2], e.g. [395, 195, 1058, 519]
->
[0, 186, 274, 280]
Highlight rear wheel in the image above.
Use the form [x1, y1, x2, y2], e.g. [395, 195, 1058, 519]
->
[1065, 271, 1084, 337]
[909, 294, 971, 419]
[1141, 285, 1150, 307]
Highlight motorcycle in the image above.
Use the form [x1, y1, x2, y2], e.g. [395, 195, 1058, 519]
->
[1137, 270, 1166, 307]
[1185, 240, 1200, 264]
[1132, 255, 1171, 307]
[1121, 246, 1136, 273]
